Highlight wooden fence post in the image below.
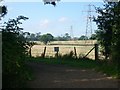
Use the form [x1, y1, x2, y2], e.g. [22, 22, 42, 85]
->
[74, 47, 77, 59]
[95, 44, 99, 60]
[29, 47, 32, 58]
[54, 47, 59, 58]
[43, 46, 46, 58]
[56, 51, 59, 58]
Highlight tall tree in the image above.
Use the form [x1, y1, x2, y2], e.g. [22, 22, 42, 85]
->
[35, 32, 41, 41]
[64, 33, 71, 41]
[40, 33, 54, 44]
[89, 34, 97, 40]
[78, 35, 88, 40]
[94, 1, 120, 60]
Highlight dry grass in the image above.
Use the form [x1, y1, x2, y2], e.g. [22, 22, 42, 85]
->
[31, 40, 99, 59]
[34, 40, 97, 45]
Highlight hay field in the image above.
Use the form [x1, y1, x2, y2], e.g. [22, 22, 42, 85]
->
[31, 40, 98, 59]
[34, 40, 97, 45]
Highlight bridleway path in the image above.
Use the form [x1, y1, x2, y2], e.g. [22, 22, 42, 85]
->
[26, 62, 119, 88]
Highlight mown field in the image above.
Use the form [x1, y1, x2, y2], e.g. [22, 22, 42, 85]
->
[31, 40, 101, 59]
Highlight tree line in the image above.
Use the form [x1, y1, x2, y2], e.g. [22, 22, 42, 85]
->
[25, 32, 97, 44]
[1, 0, 120, 88]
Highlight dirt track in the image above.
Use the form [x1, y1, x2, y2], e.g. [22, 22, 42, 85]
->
[26, 62, 119, 88]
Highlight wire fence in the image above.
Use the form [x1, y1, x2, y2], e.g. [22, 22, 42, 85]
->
[31, 40, 104, 60]
[31, 45, 96, 59]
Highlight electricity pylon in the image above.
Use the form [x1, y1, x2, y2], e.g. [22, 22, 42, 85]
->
[82, 4, 96, 44]
[70, 25, 74, 40]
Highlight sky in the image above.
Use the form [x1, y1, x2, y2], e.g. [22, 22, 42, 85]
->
[1, 0, 104, 37]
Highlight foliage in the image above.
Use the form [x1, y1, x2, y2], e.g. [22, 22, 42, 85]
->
[0, 5, 7, 18]
[89, 34, 97, 40]
[94, 1, 120, 77]
[2, 16, 31, 88]
[54, 33, 71, 41]
[25, 32, 41, 41]
[78, 35, 88, 40]
[54, 36, 65, 41]
[27, 42, 36, 57]
[25, 32, 97, 42]
[64, 33, 71, 40]
[25, 32, 72, 41]
[94, 1, 120, 61]
[78, 53, 85, 59]
[43, 0, 61, 6]
[40, 33, 54, 44]
[57, 51, 75, 60]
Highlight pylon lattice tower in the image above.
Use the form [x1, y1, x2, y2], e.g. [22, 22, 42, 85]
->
[83, 4, 95, 43]
[70, 25, 74, 40]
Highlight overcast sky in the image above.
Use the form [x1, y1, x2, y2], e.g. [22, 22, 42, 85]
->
[2, 0, 104, 37]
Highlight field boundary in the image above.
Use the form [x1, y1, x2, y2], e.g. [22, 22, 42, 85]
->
[30, 41, 100, 60]
[49, 44, 95, 46]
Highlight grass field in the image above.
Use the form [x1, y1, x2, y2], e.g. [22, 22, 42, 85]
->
[34, 40, 97, 45]
[31, 40, 101, 60]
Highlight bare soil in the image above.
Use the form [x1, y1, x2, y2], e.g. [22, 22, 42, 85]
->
[26, 62, 119, 88]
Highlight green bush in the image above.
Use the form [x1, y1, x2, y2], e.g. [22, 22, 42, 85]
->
[2, 16, 31, 88]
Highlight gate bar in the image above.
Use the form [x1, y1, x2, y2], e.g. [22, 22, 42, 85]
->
[84, 46, 95, 58]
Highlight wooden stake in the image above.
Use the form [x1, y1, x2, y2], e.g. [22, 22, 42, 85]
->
[74, 47, 77, 59]
[43, 46, 46, 58]
[95, 44, 99, 60]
